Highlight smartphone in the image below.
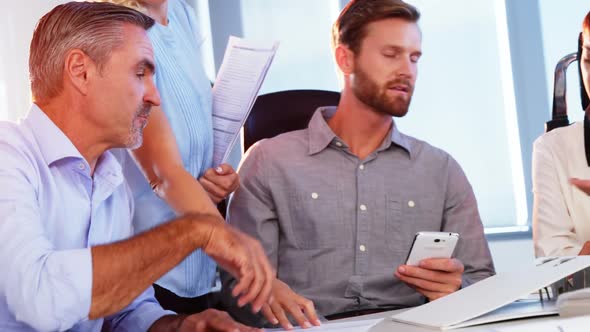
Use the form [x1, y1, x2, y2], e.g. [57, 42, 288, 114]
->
[405, 231, 459, 266]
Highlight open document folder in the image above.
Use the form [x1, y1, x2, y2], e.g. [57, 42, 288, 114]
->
[211, 36, 279, 166]
[391, 256, 590, 330]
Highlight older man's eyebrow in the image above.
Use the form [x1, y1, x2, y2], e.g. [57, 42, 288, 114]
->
[138, 59, 155, 73]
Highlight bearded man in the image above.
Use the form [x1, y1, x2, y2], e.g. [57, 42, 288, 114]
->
[226, 0, 495, 329]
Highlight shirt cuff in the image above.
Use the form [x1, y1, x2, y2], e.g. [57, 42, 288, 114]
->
[32, 248, 92, 330]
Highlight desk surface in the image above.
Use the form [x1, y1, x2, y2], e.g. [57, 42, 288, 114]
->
[338, 309, 587, 331]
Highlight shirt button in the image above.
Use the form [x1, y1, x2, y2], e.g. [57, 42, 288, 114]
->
[359, 245, 366, 252]
[311, 192, 319, 199]
[78, 163, 85, 170]
[335, 141, 343, 147]
[408, 200, 415, 208]
[359, 164, 365, 170]
[359, 204, 367, 211]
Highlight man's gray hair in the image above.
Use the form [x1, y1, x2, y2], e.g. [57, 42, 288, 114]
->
[29, 1, 155, 102]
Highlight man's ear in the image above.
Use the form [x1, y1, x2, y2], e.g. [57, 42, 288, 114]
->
[335, 44, 355, 76]
[63, 49, 95, 96]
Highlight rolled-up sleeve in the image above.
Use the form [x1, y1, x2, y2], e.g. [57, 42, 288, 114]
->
[442, 156, 496, 287]
[0, 153, 92, 331]
[106, 286, 175, 331]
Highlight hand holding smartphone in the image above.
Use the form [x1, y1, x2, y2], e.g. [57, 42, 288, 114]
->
[405, 231, 459, 266]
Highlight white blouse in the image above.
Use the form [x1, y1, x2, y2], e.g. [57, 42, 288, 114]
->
[533, 121, 590, 256]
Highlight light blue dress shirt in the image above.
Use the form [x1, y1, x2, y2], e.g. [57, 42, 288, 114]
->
[0, 105, 173, 331]
[116, 0, 216, 298]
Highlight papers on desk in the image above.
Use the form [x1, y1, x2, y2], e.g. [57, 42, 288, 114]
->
[391, 256, 590, 330]
[557, 287, 590, 317]
[211, 36, 279, 166]
[266, 318, 382, 332]
[492, 315, 590, 332]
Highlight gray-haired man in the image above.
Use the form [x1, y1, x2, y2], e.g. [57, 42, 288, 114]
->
[0, 2, 272, 331]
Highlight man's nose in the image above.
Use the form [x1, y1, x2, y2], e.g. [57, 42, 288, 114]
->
[145, 80, 161, 107]
[397, 56, 416, 79]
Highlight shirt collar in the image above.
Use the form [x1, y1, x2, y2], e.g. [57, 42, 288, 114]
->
[24, 104, 84, 166]
[22, 105, 123, 181]
[308, 107, 338, 155]
[307, 106, 412, 157]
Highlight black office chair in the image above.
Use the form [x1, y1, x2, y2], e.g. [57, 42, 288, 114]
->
[546, 32, 590, 132]
[242, 89, 341, 152]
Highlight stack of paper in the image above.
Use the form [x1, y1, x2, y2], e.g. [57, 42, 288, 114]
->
[557, 288, 590, 317]
[211, 36, 279, 166]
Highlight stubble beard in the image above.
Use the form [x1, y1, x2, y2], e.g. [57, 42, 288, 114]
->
[352, 62, 413, 118]
[125, 103, 152, 150]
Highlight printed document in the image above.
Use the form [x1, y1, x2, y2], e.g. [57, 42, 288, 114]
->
[211, 36, 279, 166]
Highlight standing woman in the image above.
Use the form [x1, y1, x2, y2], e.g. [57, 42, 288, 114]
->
[101, 0, 242, 314]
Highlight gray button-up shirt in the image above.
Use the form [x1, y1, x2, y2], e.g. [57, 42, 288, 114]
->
[228, 107, 495, 316]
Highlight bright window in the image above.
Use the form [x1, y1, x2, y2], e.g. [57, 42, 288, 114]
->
[237, 0, 528, 230]
[239, 0, 341, 93]
[539, 1, 589, 123]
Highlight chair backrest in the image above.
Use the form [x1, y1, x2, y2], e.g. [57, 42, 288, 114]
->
[577, 32, 590, 110]
[547, 32, 590, 132]
[242, 89, 341, 152]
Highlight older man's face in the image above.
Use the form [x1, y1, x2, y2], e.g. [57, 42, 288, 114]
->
[87, 23, 160, 149]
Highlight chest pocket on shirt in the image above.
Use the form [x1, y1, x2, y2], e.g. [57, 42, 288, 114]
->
[387, 195, 443, 254]
[288, 189, 349, 249]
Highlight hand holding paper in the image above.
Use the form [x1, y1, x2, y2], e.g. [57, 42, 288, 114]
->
[199, 164, 239, 203]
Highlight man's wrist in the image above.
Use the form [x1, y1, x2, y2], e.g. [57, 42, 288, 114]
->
[183, 213, 222, 249]
[174, 314, 189, 332]
[149, 314, 187, 332]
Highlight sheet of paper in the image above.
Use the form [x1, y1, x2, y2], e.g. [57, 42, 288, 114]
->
[390, 256, 590, 330]
[266, 318, 382, 332]
[211, 36, 279, 166]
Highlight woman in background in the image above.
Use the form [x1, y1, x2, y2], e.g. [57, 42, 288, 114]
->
[533, 10, 590, 257]
[103, 0, 241, 314]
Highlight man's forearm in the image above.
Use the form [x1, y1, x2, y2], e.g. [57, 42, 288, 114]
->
[89, 213, 218, 319]
[153, 166, 221, 217]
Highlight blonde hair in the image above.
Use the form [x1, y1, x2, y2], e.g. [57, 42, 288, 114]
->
[97, 0, 146, 13]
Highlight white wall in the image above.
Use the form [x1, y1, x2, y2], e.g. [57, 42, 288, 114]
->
[0, 1, 68, 121]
